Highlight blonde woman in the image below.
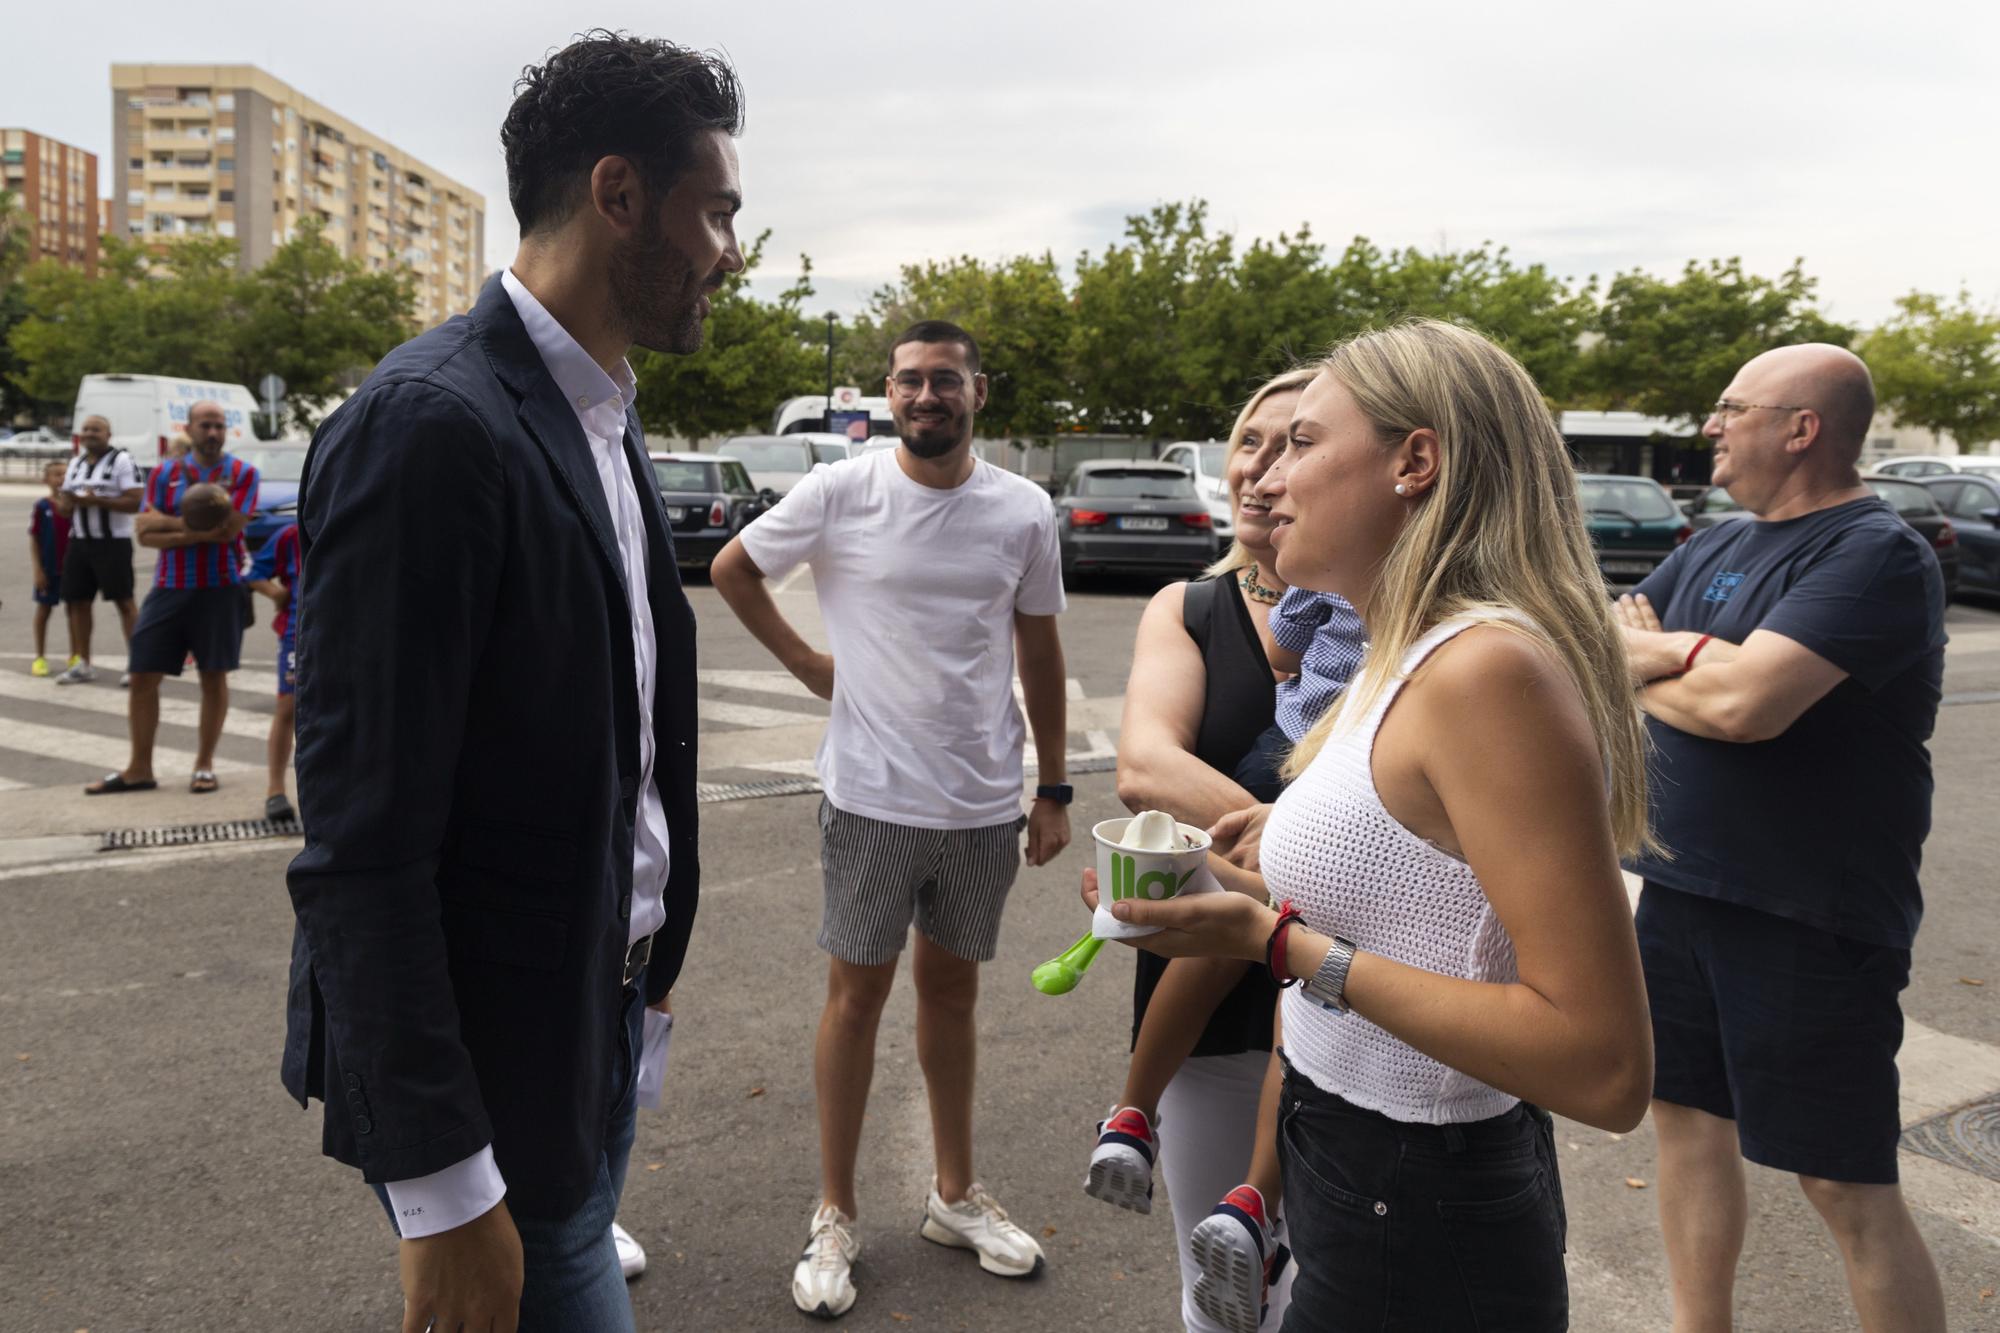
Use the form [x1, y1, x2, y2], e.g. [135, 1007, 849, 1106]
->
[1087, 320, 1653, 1329]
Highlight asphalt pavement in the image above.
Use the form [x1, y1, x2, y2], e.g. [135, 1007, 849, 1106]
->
[3, 483, 1999, 1332]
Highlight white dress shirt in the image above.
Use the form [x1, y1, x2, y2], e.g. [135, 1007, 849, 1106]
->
[381, 270, 673, 1238]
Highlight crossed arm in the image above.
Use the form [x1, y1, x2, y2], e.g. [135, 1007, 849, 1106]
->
[136, 507, 250, 550]
[1613, 594, 1847, 743]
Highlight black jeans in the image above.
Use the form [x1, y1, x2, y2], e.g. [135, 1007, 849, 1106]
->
[1278, 1058, 1568, 1332]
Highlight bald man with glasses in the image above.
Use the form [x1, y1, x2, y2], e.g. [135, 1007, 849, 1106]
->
[1613, 344, 1947, 1333]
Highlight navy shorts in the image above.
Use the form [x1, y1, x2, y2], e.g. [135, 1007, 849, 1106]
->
[276, 627, 297, 697]
[128, 587, 246, 676]
[1637, 882, 1910, 1184]
[32, 575, 61, 608]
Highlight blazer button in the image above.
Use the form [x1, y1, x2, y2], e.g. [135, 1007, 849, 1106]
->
[344, 1072, 363, 1090]
[354, 1116, 374, 1135]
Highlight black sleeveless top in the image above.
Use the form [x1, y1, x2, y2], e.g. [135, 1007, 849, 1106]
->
[1129, 575, 1282, 1058]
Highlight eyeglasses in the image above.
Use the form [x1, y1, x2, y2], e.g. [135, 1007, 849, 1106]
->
[889, 371, 970, 398]
[1710, 399, 1807, 424]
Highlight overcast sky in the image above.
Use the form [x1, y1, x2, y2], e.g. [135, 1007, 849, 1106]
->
[10, 0, 1996, 327]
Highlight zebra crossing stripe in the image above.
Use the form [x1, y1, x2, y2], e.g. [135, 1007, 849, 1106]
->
[0, 671, 272, 742]
[0, 715, 253, 777]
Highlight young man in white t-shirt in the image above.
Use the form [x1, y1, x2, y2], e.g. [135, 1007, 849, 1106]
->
[713, 320, 1073, 1321]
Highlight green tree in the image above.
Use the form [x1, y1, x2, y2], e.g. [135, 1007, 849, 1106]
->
[0, 188, 29, 289]
[235, 217, 418, 432]
[630, 231, 823, 444]
[1326, 241, 1597, 404]
[1586, 258, 1852, 426]
[837, 253, 1075, 440]
[6, 221, 417, 431]
[1861, 290, 2000, 453]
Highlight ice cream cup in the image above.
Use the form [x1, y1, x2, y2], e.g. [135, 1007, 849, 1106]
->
[1091, 815, 1213, 940]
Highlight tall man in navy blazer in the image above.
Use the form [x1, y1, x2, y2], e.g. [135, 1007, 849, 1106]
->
[282, 34, 744, 1332]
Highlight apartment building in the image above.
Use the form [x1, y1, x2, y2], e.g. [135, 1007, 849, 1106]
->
[109, 64, 484, 326]
[2, 129, 100, 273]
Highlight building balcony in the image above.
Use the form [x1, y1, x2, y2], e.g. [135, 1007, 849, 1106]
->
[149, 195, 218, 217]
[144, 131, 213, 152]
[146, 164, 214, 184]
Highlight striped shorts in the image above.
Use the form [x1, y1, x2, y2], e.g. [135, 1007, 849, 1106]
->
[817, 798, 1027, 966]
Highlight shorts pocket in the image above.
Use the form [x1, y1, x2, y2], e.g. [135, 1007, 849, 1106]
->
[1436, 1171, 1568, 1331]
[1277, 1100, 1390, 1326]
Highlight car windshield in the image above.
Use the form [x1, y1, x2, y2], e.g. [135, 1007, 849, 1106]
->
[653, 461, 713, 492]
[812, 442, 849, 464]
[1075, 470, 1197, 499]
[1199, 444, 1228, 476]
[1864, 478, 1939, 517]
[1578, 478, 1677, 521]
[1701, 488, 1743, 513]
[1958, 458, 2000, 477]
[232, 445, 308, 483]
[720, 440, 812, 472]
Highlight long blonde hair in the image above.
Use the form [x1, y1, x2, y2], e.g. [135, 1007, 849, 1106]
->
[1280, 320, 1654, 857]
[1206, 366, 1322, 578]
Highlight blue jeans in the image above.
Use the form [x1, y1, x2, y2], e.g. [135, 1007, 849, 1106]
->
[374, 985, 644, 1332]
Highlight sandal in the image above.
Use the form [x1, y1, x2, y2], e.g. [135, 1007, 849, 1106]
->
[190, 770, 220, 794]
[85, 772, 158, 796]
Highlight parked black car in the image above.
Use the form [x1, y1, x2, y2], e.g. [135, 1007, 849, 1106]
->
[649, 451, 774, 567]
[1920, 474, 2000, 598]
[1056, 461, 1217, 581]
[1863, 477, 1960, 599]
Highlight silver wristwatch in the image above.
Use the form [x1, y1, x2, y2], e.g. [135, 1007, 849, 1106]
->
[1301, 935, 1357, 1012]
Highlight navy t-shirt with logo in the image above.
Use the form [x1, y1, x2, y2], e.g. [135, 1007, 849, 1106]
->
[1628, 496, 1945, 949]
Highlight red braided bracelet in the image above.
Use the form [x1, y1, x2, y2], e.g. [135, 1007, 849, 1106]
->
[1266, 901, 1304, 987]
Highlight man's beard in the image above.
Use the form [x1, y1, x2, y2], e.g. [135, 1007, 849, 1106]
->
[898, 410, 967, 459]
[610, 212, 712, 356]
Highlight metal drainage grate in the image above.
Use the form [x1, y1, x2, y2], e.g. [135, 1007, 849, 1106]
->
[696, 753, 1119, 806]
[100, 817, 302, 852]
[1900, 1093, 2000, 1182]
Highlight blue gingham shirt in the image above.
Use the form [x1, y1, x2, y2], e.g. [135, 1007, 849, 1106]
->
[1270, 586, 1368, 741]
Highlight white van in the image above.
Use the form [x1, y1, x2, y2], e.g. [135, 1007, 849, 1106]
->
[71, 374, 261, 465]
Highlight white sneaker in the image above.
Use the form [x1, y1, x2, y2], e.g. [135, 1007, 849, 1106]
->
[920, 1180, 1046, 1278]
[54, 662, 95, 685]
[792, 1202, 860, 1320]
[611, 1221, 645, 1280]
[1085, 1104, 1158, 1214]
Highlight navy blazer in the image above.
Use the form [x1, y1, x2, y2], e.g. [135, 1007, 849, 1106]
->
[281, 273, 701, 1220]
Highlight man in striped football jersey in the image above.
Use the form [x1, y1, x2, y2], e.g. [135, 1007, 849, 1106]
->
[85, 400, 260, 796]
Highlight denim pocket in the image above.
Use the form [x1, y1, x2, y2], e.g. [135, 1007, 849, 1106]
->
[1278, 1098, 1391, 1329]
[1435, 1170, 1568, 1331]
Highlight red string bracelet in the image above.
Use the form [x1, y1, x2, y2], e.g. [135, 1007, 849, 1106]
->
[1266, 902, 1304, 988]
[1682, 633, 1715, 676]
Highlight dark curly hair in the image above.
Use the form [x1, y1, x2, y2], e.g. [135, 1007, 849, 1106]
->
[502, 31, 744, 236]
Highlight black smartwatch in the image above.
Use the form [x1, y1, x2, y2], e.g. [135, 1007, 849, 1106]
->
[1034, 783, 1074, 806]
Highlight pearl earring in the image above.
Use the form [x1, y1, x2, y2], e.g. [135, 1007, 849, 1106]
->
[1395, 484, 1407, 495]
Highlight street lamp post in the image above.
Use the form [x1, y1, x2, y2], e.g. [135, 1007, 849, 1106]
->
[824, 312, 838, 431]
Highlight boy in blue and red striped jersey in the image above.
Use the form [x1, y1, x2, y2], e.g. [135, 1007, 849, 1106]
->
[247, 520, 301, 824]
[28, 459, 78, 676]
[86, 401, 260, 796]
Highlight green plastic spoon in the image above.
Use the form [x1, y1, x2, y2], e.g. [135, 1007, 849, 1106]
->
[1031, 930, 1105, 995]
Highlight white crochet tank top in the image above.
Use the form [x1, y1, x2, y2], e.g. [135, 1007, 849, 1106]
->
[1267, 613, 1525, 1125]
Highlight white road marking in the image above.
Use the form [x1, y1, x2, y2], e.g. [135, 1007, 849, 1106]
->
[0, 836, 293, 882]
[0, 715, 253, 779]
[702, 698, 825, 730]
[0, 670, 272, 741]
[697, 668, 820, 700]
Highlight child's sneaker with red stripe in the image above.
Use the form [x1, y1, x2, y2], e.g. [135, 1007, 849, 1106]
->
[1190, 1184, 1290, 1333]
[1083, 1104, 1157, 1214]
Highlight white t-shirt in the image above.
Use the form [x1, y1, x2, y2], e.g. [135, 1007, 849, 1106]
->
[63, 448, 141, 540]
[740, 449, 1067, 829]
